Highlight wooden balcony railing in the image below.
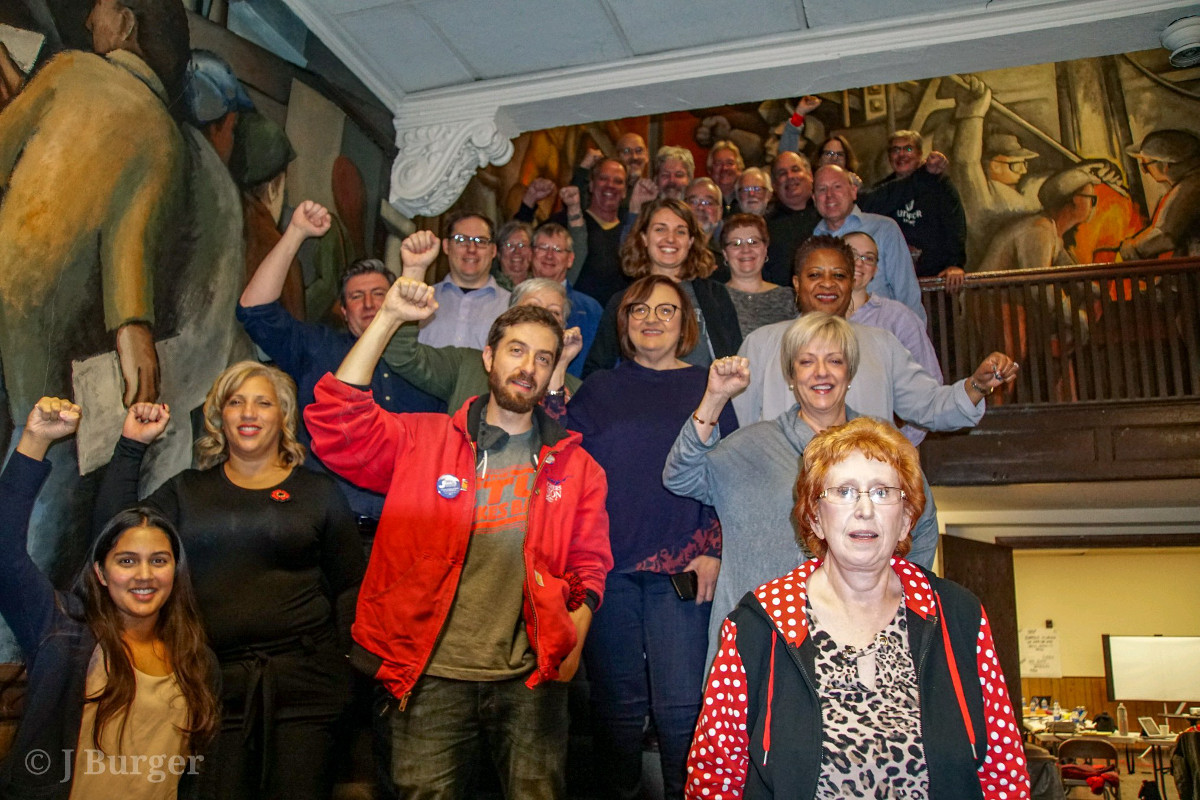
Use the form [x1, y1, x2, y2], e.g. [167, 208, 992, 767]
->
[920, 257, 1200, 406]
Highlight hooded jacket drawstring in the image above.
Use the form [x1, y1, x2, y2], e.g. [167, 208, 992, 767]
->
[934, 590, 978, 761]
[763, 633, 777, 766]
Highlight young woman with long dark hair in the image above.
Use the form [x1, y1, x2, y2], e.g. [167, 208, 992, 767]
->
[0, 397, 218, 799]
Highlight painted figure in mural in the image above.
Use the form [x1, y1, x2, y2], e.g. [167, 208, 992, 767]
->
[812, 165, 926, 324]
[975, 167, 1102, 393]
[860, 129, 968, 290]
[230, 110, 306, 321]
[1119, 129, 1200, 260]
[950, 73, 1122, 269]
[0, 0, 189, 603]
[978, 166, 1102, 274]
[708, 139, 744, 215]
[764, 150, 821, 286]
[951, 76, 1044, 267]
[733, 167, 773, 217]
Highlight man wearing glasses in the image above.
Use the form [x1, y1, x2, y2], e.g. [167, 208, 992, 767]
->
[1120, 129, 1200, 261]
[530, 222, 602, 377]
[732, 167, 773, 216]
[707, 140, 743, 215]
[417, 210, 511, 349]
[860, 129, 968, 291]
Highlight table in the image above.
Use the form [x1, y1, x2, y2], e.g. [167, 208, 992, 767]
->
[1034, 732, 1177, 797]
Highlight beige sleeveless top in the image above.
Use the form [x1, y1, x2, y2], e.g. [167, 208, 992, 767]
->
[69, 645, 190, 800]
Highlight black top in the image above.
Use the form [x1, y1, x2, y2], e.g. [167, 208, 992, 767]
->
[860, 170, 967, 276]
[765, 204, 821, 286]
[96, 438, 364, 657]
[515, 201, 629, 306]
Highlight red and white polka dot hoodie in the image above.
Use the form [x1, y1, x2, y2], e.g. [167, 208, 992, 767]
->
[685, 557, 1031, 799]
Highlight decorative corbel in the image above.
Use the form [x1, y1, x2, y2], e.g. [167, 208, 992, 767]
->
[388, 112, 514, 218]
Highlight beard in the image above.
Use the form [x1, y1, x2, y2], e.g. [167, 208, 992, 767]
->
[488, 367, 547, 414]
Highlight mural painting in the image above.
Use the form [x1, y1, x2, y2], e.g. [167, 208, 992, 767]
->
[0, 1, 396, 661]
[478, 48, 1199, 274]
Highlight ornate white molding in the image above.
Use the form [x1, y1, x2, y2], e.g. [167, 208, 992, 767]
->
[388, 115, 515, 218]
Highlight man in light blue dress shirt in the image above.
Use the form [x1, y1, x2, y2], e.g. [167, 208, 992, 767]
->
[812, 165, 926, 324]
[418, 211, 511, 348]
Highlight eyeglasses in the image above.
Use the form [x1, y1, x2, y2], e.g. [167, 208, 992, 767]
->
[819, 149, 846, 161]
[627, 302, 679, 322]
[737, 186, 768, 195]
[888, 145, 916, 155]
[450, 234, 492, 247]
[820, 485, 905, 505]
[1079, 193, 1099, 207]
[533, 243, 569, 256]
[1139, 159, 1163, 174]
[852, 253, 879, 265]
[687, 196, 717, 208]
[725, 237, 763, 248]
[502, 241, 528, 252]
[619, 146, 646, 157]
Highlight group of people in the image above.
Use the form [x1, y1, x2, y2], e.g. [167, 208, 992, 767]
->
[0, 114, 1033, 800]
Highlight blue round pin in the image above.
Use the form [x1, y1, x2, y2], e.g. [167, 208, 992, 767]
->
[436, 474, 462, 499]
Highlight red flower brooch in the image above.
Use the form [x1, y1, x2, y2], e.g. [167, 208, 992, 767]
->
[270, 489, 291, 503]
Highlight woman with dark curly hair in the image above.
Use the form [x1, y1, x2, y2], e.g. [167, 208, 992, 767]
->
[583, 197, 742, 376]
[96, 362, 364, 800]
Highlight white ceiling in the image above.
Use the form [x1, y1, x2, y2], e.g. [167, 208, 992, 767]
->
[281, 0, 1200, 215]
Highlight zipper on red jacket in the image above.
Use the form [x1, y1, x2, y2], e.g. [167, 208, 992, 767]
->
[397, 435, 479, 711]
[521, 444, 557, 678]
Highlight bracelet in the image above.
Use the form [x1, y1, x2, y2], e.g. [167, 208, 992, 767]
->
[692, 412, 718, 426]
[790, 112, 805, 127]
[545, 387, 566, 397]
[969, 378, 994, 397]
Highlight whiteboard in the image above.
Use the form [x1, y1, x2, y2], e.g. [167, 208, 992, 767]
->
[1103, 636, 1200, 702]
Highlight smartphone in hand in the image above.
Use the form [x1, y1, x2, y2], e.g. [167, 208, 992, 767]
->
[669, 571, 698, 601]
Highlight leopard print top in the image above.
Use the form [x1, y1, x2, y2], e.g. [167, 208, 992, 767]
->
[809, 598, 930, 799]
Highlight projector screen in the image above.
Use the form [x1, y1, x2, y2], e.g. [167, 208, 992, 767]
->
[1103, 635, 1200, 702]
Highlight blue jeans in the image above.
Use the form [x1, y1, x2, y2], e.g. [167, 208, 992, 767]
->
[583, 570, 711, 800]
[388, 674, 569, 800]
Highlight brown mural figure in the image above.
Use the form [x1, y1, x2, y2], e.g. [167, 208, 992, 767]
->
[0, 0, 190, 619]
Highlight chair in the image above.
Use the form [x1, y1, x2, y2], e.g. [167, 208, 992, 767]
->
[1059, 737, 1122, 800]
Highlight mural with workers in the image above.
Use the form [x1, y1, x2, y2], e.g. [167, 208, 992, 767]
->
[0, 1, 396, 660]
[478, 48, 1193, 274]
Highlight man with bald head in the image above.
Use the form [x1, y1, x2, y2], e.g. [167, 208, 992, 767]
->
[812, 164, 924, 323]
[763, 150, 820, 285]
